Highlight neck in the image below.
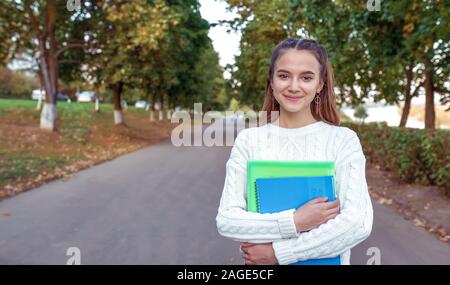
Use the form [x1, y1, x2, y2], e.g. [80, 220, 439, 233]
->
[275, 107, 317, 128]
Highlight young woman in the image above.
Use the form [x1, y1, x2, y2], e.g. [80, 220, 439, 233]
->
[216, 38, 373, 265]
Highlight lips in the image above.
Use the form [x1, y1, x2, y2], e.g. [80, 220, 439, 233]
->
[283, 95, 305, 102]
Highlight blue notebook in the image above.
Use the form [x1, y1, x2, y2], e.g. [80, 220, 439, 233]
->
[255, 176, 341, 265]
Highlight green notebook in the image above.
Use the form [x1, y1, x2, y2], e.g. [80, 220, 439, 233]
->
[246, 160, 336, 212]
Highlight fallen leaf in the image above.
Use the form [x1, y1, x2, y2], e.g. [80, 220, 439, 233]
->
[403, 210, 412, 217]
[377, 198, 393, 205]
[437, 229, 447, 236]
[413, 218, 426, 228]
[439, 235, 450, 242]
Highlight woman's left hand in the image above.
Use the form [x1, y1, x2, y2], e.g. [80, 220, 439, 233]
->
[240, 242, 278, 265]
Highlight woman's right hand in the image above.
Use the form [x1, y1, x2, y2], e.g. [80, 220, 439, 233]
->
[293, 197, 340, 233]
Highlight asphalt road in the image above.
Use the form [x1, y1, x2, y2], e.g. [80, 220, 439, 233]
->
[1, 122, 449, 265]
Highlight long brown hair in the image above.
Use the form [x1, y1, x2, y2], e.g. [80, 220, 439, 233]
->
[262, 38, 340, 126]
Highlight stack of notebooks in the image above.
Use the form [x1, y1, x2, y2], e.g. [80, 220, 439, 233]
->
[246, 160, 341, 265]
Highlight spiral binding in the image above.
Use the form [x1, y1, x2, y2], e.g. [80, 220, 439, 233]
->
[255, 180, 260, 213]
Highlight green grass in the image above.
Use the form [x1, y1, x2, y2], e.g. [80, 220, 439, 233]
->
[0, 98, 175, 198]
[0, 98, 37, 110]
[0, 98, 145, 113]
[0, 150, 68, 183]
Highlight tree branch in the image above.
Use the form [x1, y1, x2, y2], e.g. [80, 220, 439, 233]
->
[59, 59, 82, 65]
[434, 87, 450, 94]
[26, 5, 42, 40]
[55, 43, 97, 58]
[411, 81, 424, 97]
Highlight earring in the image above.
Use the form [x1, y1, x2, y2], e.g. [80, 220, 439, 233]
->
[314, 93, 321, 114]
[314, 93, 321, 104]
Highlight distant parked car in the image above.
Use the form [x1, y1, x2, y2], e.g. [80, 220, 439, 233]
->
[134, 100, 148, 109]
[32, 89, 71, 102]
[77, 91, 96, 102]
[56, 92, 71, 102]
[31, 89, 45, 100]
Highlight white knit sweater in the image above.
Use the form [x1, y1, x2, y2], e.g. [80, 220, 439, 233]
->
[216, 120, 373, 265]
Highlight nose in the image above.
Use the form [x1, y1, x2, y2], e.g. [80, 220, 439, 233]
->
[288, 78, 301, 94]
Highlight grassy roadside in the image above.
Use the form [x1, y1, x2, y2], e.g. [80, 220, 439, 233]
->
[0, 99, 176, 200]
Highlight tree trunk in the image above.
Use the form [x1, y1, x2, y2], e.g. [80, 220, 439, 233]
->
[399, 96, 412, 127]
[36, 70, 45, 111]
[161, 91, 165, 118]
[149, 110, 154, 122]
[112, 82, 124, 125]
[424, 57, 435, 129]
[40, 103, 57, 130]
[168, 94, 173, 110]
[399, 64, 413, 127]
[38, 0, 58, 131]
[152, 92, 156, 111]
[95, 97, 100, 112]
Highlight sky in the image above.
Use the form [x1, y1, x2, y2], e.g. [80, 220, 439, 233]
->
[199, 0, 241, 72]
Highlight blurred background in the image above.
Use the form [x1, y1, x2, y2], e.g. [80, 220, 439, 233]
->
[0, 0, 448, 265]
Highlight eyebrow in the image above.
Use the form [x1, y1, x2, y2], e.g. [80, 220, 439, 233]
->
[276, 69, 315, 75]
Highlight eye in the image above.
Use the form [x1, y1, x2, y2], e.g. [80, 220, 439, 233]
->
[303, 76, 313, 81]
[278, 74, 289, 79]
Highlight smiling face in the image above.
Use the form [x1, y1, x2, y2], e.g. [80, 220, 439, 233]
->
[271, 49, 324, 115]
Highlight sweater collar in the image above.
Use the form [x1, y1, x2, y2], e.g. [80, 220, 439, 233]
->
[267, 120, 327, 136]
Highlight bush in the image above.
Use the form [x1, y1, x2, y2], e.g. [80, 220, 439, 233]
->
[343, 122, 450, 192]
[0, 68, 39, 99]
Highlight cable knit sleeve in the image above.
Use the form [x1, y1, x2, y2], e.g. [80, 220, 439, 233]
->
[216, 129, 299, 242]
[272, 129, 374, 265]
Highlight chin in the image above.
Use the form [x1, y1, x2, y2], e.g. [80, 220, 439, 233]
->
[280, 103, 308, 114]
[279, 100, 309, 113]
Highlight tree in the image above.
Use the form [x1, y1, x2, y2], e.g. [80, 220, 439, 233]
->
[162, 0, 211, 111]
[192, 41, 227, 111]
[88, 0, 180, 125]
[0, 0, 95, 130]
[84, 0, 212, 125]
[0, 68, 39, 99]
[354, 105, 368, 124]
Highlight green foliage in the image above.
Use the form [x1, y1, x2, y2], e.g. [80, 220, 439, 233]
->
[228, 98, 240, 112]
[344, 122, 450, 191]
[226, 0, 449, 114]
[162, 0, 212, 109]
[192, 41, 227, 111]
[1, 0, 222, 115]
